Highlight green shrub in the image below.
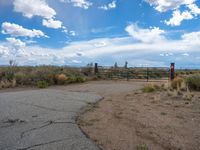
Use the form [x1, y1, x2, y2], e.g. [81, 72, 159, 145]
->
[76, 76, 86, 83]
[68, 75, 86, 83]
[0, 70, 15, 81]
[4, 71, 15, 81]
[0, 66, 88, 88]
[15, 72, 27, 85]
[136, 144, 148, 150]
[37, 81, 48, 88]
[186, 75, 200, 91]
[142, 84, 160, 93]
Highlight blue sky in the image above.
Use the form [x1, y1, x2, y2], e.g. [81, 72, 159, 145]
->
[0, 0, 200, 68]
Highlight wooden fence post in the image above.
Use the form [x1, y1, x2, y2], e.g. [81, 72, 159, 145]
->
[126, 70, 129, 81]
[146, 67, 149, 82]
[94, 63, 98, 74]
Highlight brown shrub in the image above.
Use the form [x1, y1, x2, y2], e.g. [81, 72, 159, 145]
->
[56, 74, 68, 85]
[171, 77, 184, 90]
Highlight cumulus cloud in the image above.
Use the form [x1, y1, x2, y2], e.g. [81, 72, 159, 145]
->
[181, 31, 200, 44]
[0, 46, 9, 57]
[13, 0, 56, 19]
[13, 0, 66, 30]
[187, 3, 200, 15]
[1, 24, 200, 67]
[99, 1, 117, 10]
[146, 0, 195, 12]
[62, 28, 76, 36]
[125, 24, 165, 43]
[182, 52, 190, 56]
[165, 10, 193, 26]
[6, 37, 26, 48]
[146, 0, 200, 26]
[67, 0, 92, 9]
[69, 31, 76, 36]
[2, 22, 48, 38]
[42, 19, 63, 29]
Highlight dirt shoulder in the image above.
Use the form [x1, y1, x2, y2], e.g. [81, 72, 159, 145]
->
[77, 83, 200, 150]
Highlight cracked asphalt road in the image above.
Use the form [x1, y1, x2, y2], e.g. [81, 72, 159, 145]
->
[0, 89, 102, 150]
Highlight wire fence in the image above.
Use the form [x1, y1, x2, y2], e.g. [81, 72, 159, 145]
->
[96, 67, 170, 82]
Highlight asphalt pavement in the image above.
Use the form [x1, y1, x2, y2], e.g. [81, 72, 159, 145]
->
[0, 89, 102, 150]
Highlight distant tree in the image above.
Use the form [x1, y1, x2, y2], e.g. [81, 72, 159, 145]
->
[9, 60, 17, 67]
[114, 62, 118, 68]
[87, 62, 93, 67]
[124, 61, 128, 69]
[82, 62, 93, 76]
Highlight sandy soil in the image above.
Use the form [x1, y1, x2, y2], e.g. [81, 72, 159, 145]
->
[78, 83, 200, 150]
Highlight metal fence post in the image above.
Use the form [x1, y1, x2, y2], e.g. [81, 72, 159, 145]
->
[170, 63, 175, 80]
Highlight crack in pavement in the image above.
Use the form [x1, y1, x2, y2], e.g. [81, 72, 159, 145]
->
[15, 101, 77, 113]
[0, 124, 14, 128]
[0, 119, 26, 128]
[16, 138, 69, 150]
[20, 120, 75, 138]
[0, 89, 103, 150]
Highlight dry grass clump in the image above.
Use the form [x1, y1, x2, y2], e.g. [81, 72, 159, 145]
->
[182, 92, 194, 101]
[164, 77, 198, 101]
[0, 79, 16, 89]
[170, 77, 184, 90]
[142, 84, 161, 93]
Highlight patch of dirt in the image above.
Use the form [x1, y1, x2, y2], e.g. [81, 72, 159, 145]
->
[78, 89, 200, 150]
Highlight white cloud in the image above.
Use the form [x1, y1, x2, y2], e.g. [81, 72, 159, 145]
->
[165, 10, 193, 26]
[1, 24, 200, 67]
[72, 60, 82, 63]
[13, 0, 65, 29]
[6, 37, 26, 47]
[94, 41, 107, 48]
[146, 0, 195, 12]
[159, 52, 174, 57]
[67, 0, 92, 9]
[146, 0, 200, 26]
[2, 22, 47, 38]
[69, 31, 76, 36]
[125, 24, 165, 43]
[0, 46, 9, 57]
[62, 28, 76, 36]
[182, 31, 200, 44]
[182, 52, 190, 56]
[99, 1, 116, 10]
[13, 0, 56, 19]
[59, 0, 66, 3]
[42, 19, 63, 29]
[187, 3, 200, 16]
